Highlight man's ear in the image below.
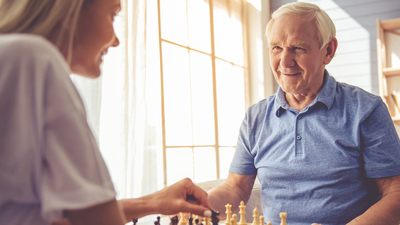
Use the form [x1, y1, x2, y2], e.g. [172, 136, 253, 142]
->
[323, 37, 338, 65]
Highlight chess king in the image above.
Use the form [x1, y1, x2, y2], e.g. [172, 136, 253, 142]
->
[206, 2, 400, 225]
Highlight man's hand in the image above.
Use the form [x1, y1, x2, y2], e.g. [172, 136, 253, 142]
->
[207, 173, 257, 219]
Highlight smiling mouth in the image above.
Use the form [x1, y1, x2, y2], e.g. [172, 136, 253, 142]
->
[282, 72, 301, 76]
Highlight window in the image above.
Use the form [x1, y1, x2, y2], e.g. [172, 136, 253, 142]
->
[157, 0, 249, 186]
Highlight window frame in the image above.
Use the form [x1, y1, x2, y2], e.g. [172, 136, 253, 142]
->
[157, 0, 250, 187]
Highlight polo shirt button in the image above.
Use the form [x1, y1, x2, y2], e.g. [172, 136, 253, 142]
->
[298, 115, 302, 119]
[297, 135, 302, 140]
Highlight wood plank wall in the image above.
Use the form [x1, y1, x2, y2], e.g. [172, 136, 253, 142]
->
[269, 0, 400, 95]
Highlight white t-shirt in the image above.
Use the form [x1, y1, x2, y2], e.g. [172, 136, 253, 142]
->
[0, 34, 116, 225]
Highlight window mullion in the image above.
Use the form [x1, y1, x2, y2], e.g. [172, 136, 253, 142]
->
[209, 0, 220, 179]
[156, 0, 169, 187]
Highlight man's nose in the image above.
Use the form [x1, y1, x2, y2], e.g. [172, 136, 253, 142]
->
[280, 49, 295, 68]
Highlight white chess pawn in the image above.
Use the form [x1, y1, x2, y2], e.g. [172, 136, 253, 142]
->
[231, 214, 238, 225]
[279, 212, 287, 225]
[259, 215, 264, 225]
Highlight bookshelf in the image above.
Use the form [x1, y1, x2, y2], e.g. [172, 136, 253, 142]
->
[376, 17, 400, 125]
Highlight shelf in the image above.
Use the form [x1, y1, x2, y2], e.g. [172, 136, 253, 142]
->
[378, 17, 400, 125]
[383, 68, 400, 77]
[381, 17, 400, 31]
[392, 116, 400, 126]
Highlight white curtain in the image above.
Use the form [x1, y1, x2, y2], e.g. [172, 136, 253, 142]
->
[71, 0, 163, 200]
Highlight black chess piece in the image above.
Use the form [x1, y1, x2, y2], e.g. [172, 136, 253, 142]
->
[133, 218, 138, 225]
[211, 211, 219, 225]
[189, 213, 193, 225]
[170, 215, 179, 225]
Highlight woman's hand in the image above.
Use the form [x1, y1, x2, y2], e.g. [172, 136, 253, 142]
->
[120, 178, 213, 221]
[153, 178, 213, 217]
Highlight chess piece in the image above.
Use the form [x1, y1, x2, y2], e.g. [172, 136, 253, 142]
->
[189, 213, 194, 225]
[252, 208, 259, 225]
[266, 222, 272, 225]
[157, 216, 161, 225]
[179, 212, 188, 225]
[231, 214, 238, 225]
[133, 218, 138, 225]
[171, 216, 179, 225]
[195, 215, 203, 225]
[211, 210, 220, 225]
[204, 216, 211, 225]
[279, 212, 287, 225]
[259, 216, 264, 225]
[238, 201, 247, 225]
[225, 204, 232, 225]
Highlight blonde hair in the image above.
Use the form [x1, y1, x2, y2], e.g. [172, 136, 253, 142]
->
[0, 0, 86, 62]
[265, 2, 336, 49]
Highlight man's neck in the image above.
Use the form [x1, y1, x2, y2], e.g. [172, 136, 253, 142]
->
[285, 92, 318, 112]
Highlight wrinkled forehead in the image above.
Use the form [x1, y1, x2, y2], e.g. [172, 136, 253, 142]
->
[268, 15, 319, 46]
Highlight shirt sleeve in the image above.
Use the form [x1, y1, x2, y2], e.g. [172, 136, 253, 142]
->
[361, 100, 400, 178]
[229, 107, 258, 175]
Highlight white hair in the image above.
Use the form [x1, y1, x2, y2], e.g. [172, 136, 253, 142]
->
[0, 0, 86, 63]
[265, 2, 336, 49]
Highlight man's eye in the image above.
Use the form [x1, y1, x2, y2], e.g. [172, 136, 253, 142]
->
[293, 47, 305, 52]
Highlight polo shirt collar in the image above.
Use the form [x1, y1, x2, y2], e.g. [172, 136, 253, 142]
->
[274, 70, 337, 117]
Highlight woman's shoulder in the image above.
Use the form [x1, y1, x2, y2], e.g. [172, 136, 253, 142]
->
[1, 34, 55, 51]
[0, 34, 69, 74]
[0, 34, 66, 64]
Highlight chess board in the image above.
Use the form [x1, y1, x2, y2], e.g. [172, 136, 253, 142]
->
[134, 201, 287, 225]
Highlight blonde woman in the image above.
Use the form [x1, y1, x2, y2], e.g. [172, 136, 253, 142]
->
[0, 0, 212, 225]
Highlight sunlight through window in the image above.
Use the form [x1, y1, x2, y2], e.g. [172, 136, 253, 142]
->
[158, 0, 247, 186]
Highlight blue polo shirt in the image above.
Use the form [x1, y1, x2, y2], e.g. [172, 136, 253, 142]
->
[229, 71, 400, 225]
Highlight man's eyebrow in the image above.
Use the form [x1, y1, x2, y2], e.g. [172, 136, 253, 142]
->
[269, 41, 279, 47]
[292, 42, 310, 48]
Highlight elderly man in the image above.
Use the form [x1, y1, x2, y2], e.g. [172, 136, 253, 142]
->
[208, 2, 400, 225]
